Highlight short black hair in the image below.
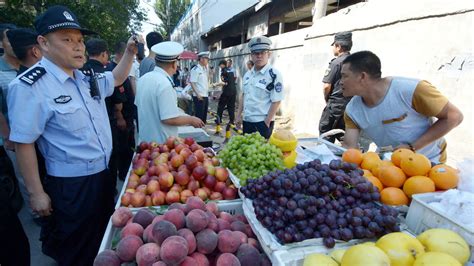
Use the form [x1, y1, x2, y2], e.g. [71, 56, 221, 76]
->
[218, 60, 227, 66]
[335, 40, 352, 52]
[0, 23, 17, 41]
[342, 51, 382, 79]
[85, 38, 108, 56]
[146, 32, 163, 50]
[114, 41, 127, 55]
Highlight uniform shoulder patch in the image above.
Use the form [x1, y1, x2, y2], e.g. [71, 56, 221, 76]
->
[19, 66, 46, 85]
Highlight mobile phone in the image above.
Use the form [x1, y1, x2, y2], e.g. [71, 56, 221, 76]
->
[132, 32, 145, 59]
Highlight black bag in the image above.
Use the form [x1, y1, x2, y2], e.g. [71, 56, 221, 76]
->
[0, 148, 23, 214]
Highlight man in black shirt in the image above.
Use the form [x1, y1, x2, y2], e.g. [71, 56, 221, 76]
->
[319, 32, 353, 143]
[216, 60, 237, 139]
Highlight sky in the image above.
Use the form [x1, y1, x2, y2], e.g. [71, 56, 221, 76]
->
[136, 0, 162, 53]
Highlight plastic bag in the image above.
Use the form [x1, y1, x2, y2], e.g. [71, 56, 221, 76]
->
[457, 158, 474, 193]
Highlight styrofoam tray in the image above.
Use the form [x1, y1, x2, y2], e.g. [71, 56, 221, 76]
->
[99, 200, 244, 254]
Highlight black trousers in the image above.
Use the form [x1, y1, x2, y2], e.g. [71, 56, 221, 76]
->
[41, 169, 114, 266]
[319, 101, 347, 143]
[243, 121, 274, 139]
[117, 126, 135, 180]
[216, 93, 236, 125]
[193, 96, 209, 123]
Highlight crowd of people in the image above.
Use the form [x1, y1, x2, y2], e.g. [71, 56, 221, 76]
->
[0, 4, 465, 266]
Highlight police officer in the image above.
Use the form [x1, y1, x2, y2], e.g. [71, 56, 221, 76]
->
[215, 59, 237, 138]
[83, 38, 127, 186]
[319, 31, 353, 143]
[7, 5, 139, 265]
[190, 51, 210, 123]
[136, 41, 205, 143]
[236, 36, 284, 139]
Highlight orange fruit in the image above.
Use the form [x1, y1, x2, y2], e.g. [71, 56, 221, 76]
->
[400, 153, 432, 176]
[372, 161, 395, 178]
[380, 187, 409, 206]
[365, 175, 384, 192]
[342, 148, 364, 165]
[362, 169, 373, 177]
[378, 165, 407, 187]
[428, 164, 459, 190]
[361, 152, 382, 171]
[403, 176, 436, 198]
[391, 148, 414, 167]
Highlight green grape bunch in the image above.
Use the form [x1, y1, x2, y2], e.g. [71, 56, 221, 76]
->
[218, 133, 284, 184]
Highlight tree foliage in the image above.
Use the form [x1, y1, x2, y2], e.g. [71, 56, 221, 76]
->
[154, 0, 190, 40]
[0, 0, 147, 52]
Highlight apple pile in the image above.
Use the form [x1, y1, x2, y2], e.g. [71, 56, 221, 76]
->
[120, 137, 238, 208]
[95, 196, 271, 266]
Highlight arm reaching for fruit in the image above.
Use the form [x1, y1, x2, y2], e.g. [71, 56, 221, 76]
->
[342, 128, 360, 149]
[163, 116, 205, 128]
[15, 142, 53, 216]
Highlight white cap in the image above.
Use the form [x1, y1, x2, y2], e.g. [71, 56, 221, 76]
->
[198, 51, 210, 58]
[151, 41, 184, 62]
[248, 36, 272, 52]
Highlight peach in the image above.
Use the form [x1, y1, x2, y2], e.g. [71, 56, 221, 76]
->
[247, 237, 260, 251]
[165, 190, 180, 204]
[143, 224, 155, 243]
[151, 215, 165, 225]
[111, 207, 133, 228]
[219, 211, 235, 224]
[164, 209, 186, 229]
[146, 180, 160, 194]
[136, 242, 160, 266]
[216, 253, 241, 266]
[186, 209, 209, 233]
[130, 191, 146, 207]
[133, 209, 156, 228]
[180, 189, 194, 204]
[121, 222, 144, 239]
[177, 228, 197, 255]
[205, 202, 219, 216]
[152, 220, 178, 245]
[160, 235, 189, 265]
[190, 252, 210, 266]
[196, 229, 218, 254]
[116, 235, 143, 262]
[236, 244, 260, 266]
[185, 196, 206, 211]
[233, 231, 248, 245]
[217, 218, 231, 231]
[180, 256, 198, 266]
[218, 230, 241, 253]
[93, 249, 120, 266]
[151, 190, 166, 206]
[230, 221, 246, 234]
[152, 262, 166, 266]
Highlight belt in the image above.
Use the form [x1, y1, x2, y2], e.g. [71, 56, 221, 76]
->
[46, 156, 107, 177]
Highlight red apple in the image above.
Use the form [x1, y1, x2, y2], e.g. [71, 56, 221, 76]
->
[133, 166, 146, 176]
[185, 155, 198, 170]
[190, 143, 201, 152]
[129, 173, 140, 183]
[170, 183, 183, 193]
[169, 150, 178, 159]
[170, 154, 184, 168]
[175, 170, 190, 186]
[150, 141, 159, 148]
[151, 191, 166, 206]
[138, 141, 149, 152]
[166, 136, 177, 150]
[149, 175, 159, 181]
[145, 195, 152, 206]
[130, 191, 146, 207]
[210, 191, 223, 200]
[177, 164, 190, 174]
[121, 192, 132, 206]
[174, 143, 187, 154]
[222, 187, 237, 200]
[184, 137, 195, 146]
[194, 150, 205, 162]
[192, 166, 207, 181]
[139, 174, 151, 185]
[158, 172, 174, 188]
[214, 182, 226, 193]
[187, 179, 199, 192]
[179, 148, 193, 159]
[155, 163, 169, 175]
[194, 188, 208, 201]
[125, 188, 135, 193]
[147, 166, 156, 177]
[203, 175, 216, 189]
[147, 180, 160, 194]
[180, 189, 194, 203]
[204, 164, 215, 176]
[127, 180, 139, 189]
[211, 157, 220, 166]
[159, 144, 169, 153]
[202, 187, 211, 197]
[136, 184, 148, 194]
[215, 167, 229, 182]
[166, 190, 180, 204]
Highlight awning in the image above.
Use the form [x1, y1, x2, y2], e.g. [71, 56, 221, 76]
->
[180, 51, 198, 60]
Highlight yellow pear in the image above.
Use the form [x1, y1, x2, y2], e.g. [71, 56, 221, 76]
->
[341, 244, 390, 266]
[417, 228, 470, 264]
[413, 252, 461, 266]
[303, 253, 338, 266]
[361, 241, 376, 246]
[329, 249, 346, 264]
[376, 232, 425, 266]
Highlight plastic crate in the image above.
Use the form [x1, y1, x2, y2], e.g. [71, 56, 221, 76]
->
[99, 200, 244, 254]
[406, 192, 474, 245]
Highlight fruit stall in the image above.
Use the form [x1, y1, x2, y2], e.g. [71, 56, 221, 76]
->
[94, 131, 473, 266]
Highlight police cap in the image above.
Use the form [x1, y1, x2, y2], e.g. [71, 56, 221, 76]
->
[152, 41, 184, 62]
[34, 5, 96, 36]
[331, 31, 352, 46]
[198, 51, 210, 59]
[248, 36, 272, 53]
[6, 28, 38, 49]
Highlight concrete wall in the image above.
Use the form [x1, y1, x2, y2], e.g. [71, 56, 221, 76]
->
[210, 0, 474, 165]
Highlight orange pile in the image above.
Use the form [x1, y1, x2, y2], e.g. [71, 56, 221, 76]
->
[341, 148, 459, 206]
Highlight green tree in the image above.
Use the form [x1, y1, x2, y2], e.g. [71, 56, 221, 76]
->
[0, 0, 147, 52]
[155, 0, 190, 40]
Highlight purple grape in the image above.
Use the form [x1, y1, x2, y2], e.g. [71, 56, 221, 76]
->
[323, 237, 336, 248]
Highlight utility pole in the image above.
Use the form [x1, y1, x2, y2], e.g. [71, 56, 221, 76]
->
[313, 0, 328, 22]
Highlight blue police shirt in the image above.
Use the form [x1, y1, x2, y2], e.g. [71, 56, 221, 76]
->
[7, 57, 115, 177]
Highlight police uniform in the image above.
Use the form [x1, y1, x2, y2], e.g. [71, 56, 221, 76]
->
[242, 36, 284, 139]
[7, 6, 115, 265]
[190, 51, 210, 123]
[216, 65, 237, 126]
[319, 31, 352, 143]
[135, 41, 186, 143]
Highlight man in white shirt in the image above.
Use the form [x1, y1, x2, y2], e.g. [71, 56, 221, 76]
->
[189, 51, 210, 124]
[135, 42, 204, 143]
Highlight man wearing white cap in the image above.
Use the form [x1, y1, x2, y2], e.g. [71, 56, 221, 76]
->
[136, 42, 205, 143]
[236, 36, 284, 139]
[190, 51, 210, 123]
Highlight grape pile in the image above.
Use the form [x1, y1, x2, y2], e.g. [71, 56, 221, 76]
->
[218, 133, 284, 184]
[241, 159, 400, 248]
